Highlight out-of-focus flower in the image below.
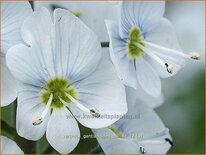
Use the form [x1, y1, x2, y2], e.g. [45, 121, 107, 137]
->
[1, 136, 24, 154]
[106, 1, 200, 98]
[1, 1, 32, 106]
[34, 1, 119, 42]
[6, 8, 127, 154]
[93, 88, 172, 154]
[125, 86, 163, 109]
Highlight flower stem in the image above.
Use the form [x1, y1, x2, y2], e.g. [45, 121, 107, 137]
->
[13, 100, 37, 154]
[87, 144, 104, 154]
[101, 42, 109, 48]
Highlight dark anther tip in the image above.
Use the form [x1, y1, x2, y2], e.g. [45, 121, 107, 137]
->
[165, 138, 174, 146]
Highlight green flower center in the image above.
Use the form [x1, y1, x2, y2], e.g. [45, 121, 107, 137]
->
[127, 27, 144, 59]
[41, 78, 76, 109]
[71, 10, 82, 18]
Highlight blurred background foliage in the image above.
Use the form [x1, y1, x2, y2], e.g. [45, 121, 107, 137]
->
[1, 1, 205, 154]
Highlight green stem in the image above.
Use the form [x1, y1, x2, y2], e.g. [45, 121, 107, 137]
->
[41, 145, 55, 154]
[88, 144, 104, 154]
[13, 100, 37, 154]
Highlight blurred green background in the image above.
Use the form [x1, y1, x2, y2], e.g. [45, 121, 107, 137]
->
[1, 1, 205, 154]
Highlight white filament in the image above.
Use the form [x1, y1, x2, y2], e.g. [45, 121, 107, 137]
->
[32, 93, 53, 126]
[137, 43, 173, 74]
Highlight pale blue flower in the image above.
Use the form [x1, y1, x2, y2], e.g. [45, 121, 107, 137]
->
[1, 1, 32, 106]
[106, 1, 199, 98]
[6, 8, 127, 154]
[1, 136, 24, 154]
[93, 87, 172, 154]
[34, 1, 119, 42]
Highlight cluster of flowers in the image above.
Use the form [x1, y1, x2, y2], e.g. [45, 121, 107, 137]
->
[1, 1, 199, 154]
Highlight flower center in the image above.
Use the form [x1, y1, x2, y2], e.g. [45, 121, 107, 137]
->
[41, 78, 76, 109]
[71, 10, 82, 18]
[127, 27, 144, 59]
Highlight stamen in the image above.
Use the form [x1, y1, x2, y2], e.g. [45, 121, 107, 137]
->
[165, 63, 173, 74]
[144, 41, 200, 61]
[90, 109, 101, 118]
[32, 93, 53, 126]
[189, 52, 200, 60]
[140, 147, 146, 154]
[137, 43, 173, 74]
[62, 93, 101, 118]
[165, 138, 174, 146]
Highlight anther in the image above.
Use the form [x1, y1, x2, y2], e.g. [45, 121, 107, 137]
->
[32, 117, 43, 126]
[140, 147, 146, 154]
[165, 138, 174, 146]
[165, 63, 173, 74]
[32, 93, 53, 126]
[90, 109, 101, 118]
[189, 52, 200, 60]
[65, 93, 101, 118]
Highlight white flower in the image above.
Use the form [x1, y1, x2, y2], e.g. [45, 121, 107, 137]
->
[1, 1, 32, 106]
[6, 8, 127, 154]
[1, 136, 24, 154]
[105, 1, 200, 98]
[34, 1, 119, 42]
[93, 88, 172, 154]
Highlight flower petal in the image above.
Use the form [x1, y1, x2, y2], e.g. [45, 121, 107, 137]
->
[21, 7, 56, 77]
[6, 44, 48, 87]
[16, 84, 49, 140]
[116, 95, 172, 154]
[46, 107, 80, 154]
[125, 86, 163, 108]
[34, 1, 119, 42]
[93, 96, 171, 154]
[145, 18, 184, 78]
[1, 58, 17, 106]
[119, 1, 165, 39]
[53, 9, 101, 81]
[1, 1, 32, 54]
[135, 57, 161, 97]
[92, 129, 138, 154]
[1, 136, 24, 154]
[70, 59, 127, 129]
[105, 20, 137, 89]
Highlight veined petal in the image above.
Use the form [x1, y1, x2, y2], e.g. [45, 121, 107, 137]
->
[53, 9, 101, 80]
[105, 20, 137, 89]
[1, 58, 17, 106]
[93, 91, 171, 154]
[92, 129, 138, 154]
[1, 136, 24, 154]
[135, 57, 161, 98]
[46, 107, 80, 154]
[1, 1, 32, 54]
[145, 18, 184, 78]
[113, 90, 171, 153]
[119, 1, 165, 39]
[21, 7, 56, 77]
[6, 44, 48, 87]
[16, 84, 49, 140]
[70, 59, 127, 129]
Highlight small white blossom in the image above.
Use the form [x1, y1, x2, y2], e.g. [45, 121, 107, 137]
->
[106, 1, 199, 98]
[6, 8, 127, 154]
